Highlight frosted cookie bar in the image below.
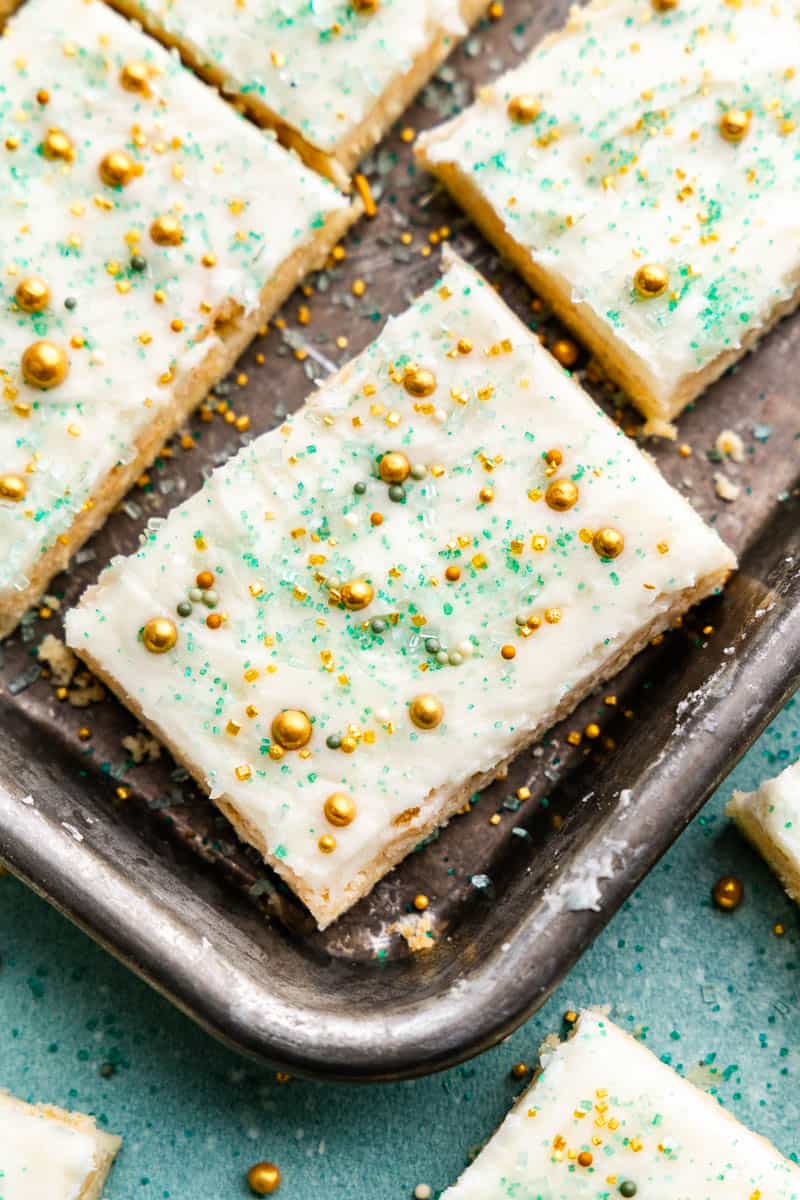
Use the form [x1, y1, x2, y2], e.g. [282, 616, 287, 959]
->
[729, 760, 800, 904]
[0, 0, 356, 639]
[104, 0, 489, 189]
[0, 1090, 121, 1200]
[443, 1010, 800, 1200]
[417, 0, 800, 423]
[66, 252, 735, 928]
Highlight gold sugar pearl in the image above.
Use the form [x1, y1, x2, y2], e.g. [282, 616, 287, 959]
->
[247, 1162, 282, 1195]
[510, 1061, 529, 1079]
[15, 276, 50, 313]
[36, 89, 50, 106]
[403, 365, 437, 398]
[651, 0, 678, 9]
[318, 834, 337, 854]
[719, 108, 750, 143]
[501, 644, 516, 661]
[42, 128, 75, 162]
[0, 474, 26, 503]
[351, 0, 379, 10]
[196, 570, 214, 589]
[409, 693, 443, 731]
[545, 448, 563, 468]
[551, 338, 579, 368]
[340, 578, 374, 611]
[545, 478, 579, 512]
[271, 709, 312, 751]
[444, 565, 461, 582]
[119, 60, 150, 94]
[142, 616, 178, 654]
[99, 150, 137, 188]
[479, 485, 495, 504]
[592, 527, 625, 559]
[324, 792, 356, 827]
[507, 94, 540, 124]
[634, 263, 669, 299]
[712, 874, 744, 911]
[21, 340, 69, 389]
[577, 1152, 593, 1168]
[378, 451, 410, 484]
[150, 214, 184, 246]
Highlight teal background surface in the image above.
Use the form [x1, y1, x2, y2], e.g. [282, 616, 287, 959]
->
[1, 698, 798, 1197]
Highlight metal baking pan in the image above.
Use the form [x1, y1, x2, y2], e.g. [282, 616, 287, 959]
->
[0, 0, 798, 1081]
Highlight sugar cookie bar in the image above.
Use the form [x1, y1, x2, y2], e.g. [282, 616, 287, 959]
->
[417, 0, 800, 423]
[442, 1010, 800, 1199]
[104, 0, 490, 189]
[66, 252, 735, 928]
[0, 1090, 121, 1200]
[728, 760, 800, 904]
[0, 0, 356, 639]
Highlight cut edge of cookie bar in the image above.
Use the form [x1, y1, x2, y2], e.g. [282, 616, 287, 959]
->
[415, 148, 800, 424]
[75, 565, 730, 929]
[103, 0, 490, 191]
[728, 763, 800, 905]
[0, 1090, 121, 1200]
[0, 201, 359, 641]
[442, 1009, 798, 1198]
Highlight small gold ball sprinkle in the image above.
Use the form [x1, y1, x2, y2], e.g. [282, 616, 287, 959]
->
[247, 1162, 282, 1195]
[142, 616, 178, 654]
[340, 578, 374, 611]
[324, 792, 356, 827]
[651, 0, 678, 9]
[507, 94, 540, 124]
[150, 214, 184, 246]
[545, 448, 563, 467]
[42, 128, 75, 161]
[21, 340, 69, 390]
[15, 276, 50, 313]
[0, 474, 26, 503]
[444, 565, 461, 582]
[592, 527, 625, 559]
[577, 1152, 593, 1168]
[318, 834, 337, 854]
[403, 365, 437, 398]
[351, 0, 379, 11]
[99, 150, 136, 188]
[36, 88, 50, 106]
[712, 875, 744, 911]
[719, 107, 750, 143]
[409, 693, 444, 731]
[206, 613, 223, 630]
[551, 338, 579, 368]
[196, 570, 214, 589]
[545, 478, 579, 512]
[413, 893, 429, 911]
[634, 263, 669, 299]
[119, 60, 150, 94]
[378, 451, 411, 484]
[479, 485, 495, 504]
[501, 644, 516, 661]
[271, 709, 312, 751]
[510, 1061, 529, 1079]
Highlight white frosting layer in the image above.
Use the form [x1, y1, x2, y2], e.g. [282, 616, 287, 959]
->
[114, 0, 467, 154]
[0, 0, 349, 600]
[0, 1096, 99, 1200]
[444, 1010, 800, 1200]
[419, 0, 800, 411]
[67, 253, 734, 922]
[729, 759, 800, 885]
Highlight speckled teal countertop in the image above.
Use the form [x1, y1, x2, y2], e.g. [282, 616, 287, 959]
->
[1, 698, 798, 1198]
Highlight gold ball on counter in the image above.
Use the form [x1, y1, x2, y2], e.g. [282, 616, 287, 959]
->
[247, 1162, 282, 1195]
[403, 365, 437, 398]
[409, 693, 444, 731]
[340, 578, 374, 611]
[42, 128, 75, 162]
[142, 616, 178, 654]
[318, 834, 337, 854]
[719, 108, 750, 143]
[0, 474, 26, 503]
[119, 60, 151, 94]
[550, 338, 579, 368]
[507, 94, 540, 124]
[478, 485, 495, 504]
[712, 875, 744, 911]
[21, 340, 69, 390]
[378, 451, 411, 484]
[545, 478, 579, 512]
[444, 565, 461, 582]
[592, 527, 625, 559]
[500, 644, 516, 661]
[271, 709, 312, 751]
[99, 149, 137, 188]
[651, 0, 678, 10]
[150, 214, 184, 246]
[634, 263, 669, 299]
[324, 792, 356, 827]
[15, 276, 51, 313]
